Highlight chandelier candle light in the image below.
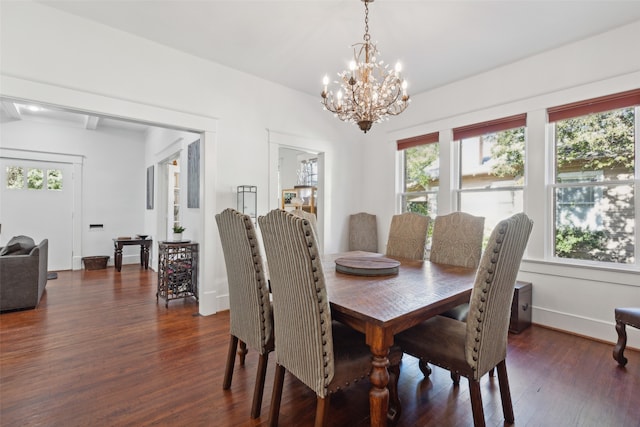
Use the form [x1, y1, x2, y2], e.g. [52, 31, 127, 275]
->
[321, 0, 410, 133]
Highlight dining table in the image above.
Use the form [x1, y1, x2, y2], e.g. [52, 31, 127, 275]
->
[322, 251, 477, 427]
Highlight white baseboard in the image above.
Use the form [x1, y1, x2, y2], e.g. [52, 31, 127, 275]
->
[533, 306, 640, 350]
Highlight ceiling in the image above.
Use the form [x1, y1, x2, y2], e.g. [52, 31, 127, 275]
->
[7, 1, 640, 131]
[37, 0, 640, 97]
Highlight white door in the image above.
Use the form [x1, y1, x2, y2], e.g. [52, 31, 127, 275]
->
[0, 158, 74, 270]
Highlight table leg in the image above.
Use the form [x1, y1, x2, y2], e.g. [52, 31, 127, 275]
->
[114, 245, 123, 272]
[143, 245, 150, 269]
[366, 326, 392, 427]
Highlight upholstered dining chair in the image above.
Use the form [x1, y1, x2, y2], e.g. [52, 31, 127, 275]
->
[215, 208, 274, 419]
[421, 212, 485, 379]
[395, 213, 533, 427]
[290, 205, 318, 235]
[386, 212, 429, 260]
[259, 209, 402, 427]
[349, 212, 378, 252]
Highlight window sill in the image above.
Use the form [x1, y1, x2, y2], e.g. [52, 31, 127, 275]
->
[520, 257, 639, 287]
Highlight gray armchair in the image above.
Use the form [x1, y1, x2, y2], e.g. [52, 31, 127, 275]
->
[0, 238, 48, 312]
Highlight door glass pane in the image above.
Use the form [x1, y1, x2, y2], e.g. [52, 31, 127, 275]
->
[27, 168, 44, 190]
[47, 169, 63, 190]
[6, 166, 24, 189]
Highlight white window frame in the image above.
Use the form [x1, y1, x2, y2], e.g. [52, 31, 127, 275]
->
[548, 106, 639, 268]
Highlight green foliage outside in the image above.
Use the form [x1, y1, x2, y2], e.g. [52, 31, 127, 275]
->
[556, 108, 634, 175]
[555, 226, 607, 260]
[484, 127, 525, 180]
[6, 166, 23, 189]
[47, 169, 63, 190]
[27, 169, 44, 190]
[404, 143, 439, 193]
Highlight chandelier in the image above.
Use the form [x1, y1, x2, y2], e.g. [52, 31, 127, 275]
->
[321, 0, 410, 133]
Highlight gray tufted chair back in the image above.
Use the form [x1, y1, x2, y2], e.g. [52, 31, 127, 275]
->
[386, 212, 429, 260]
[349, 212, 378, 252]
[216, 208, 273, 354]
[258, 209, 335, 397]
[464, 212, 533, 379]
[430, 212, 485, 268]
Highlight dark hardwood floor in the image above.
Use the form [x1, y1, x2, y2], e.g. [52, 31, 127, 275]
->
[1, 267, 638, 427]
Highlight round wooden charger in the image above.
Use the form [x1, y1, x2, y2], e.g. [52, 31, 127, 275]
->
[335, 256, 400, 276]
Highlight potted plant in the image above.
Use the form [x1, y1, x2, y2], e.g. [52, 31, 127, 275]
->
[172, 225, 186, 241]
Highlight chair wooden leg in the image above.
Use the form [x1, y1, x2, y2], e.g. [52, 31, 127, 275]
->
[268, 364, 286, 427]
[250, 352, 270, 419]
[489, 367, 495, 377]
[238, 340, 248, 366]
[450, 371, 460, 385]
[418, 359, 432, 377]
[387, 358, 402, 423]
[496, 360, 515, 423]
[223, 335, 238, 390]
[468, 378, 486, 427]
[315, 395, 331, 427]
[613, 320, 628, 366]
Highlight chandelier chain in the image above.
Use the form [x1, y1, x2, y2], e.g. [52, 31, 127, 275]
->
[364, 1, 370, 43]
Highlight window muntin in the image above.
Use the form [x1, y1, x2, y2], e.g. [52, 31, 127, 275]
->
[552, 106, 636, 264]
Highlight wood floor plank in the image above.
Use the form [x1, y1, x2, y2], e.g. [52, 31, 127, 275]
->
[1, 267, 638, 426]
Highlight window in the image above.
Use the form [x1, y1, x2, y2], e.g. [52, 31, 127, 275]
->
[454, 114, 527, 235]
[549, 90, 639, 264]
[5, 166, 64, 191]
[398, 132, 439, 219]
[299, 158, 318, 187]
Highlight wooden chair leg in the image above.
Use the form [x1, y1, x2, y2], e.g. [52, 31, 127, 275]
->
[223, 335, 238, 390]
[315, 395, 331, 427]
[238, 340, 248, 366]
[268, 364, 286, 427]
[489, 367, 495, 377]
[250, 352, 270, 419]
[450, 371, 460, 385]
[468, 378, 486, 427]
[613, 320, 628, 366]
[418, 359, 432, 377]
[496, 360, 515, 423]
[387, 359, 402, 423]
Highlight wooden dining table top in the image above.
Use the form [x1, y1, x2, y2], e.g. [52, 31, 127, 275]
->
[321, 251, 477, 427]
[323, 251, 477, 333]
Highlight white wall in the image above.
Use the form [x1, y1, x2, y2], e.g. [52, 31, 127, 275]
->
[0, 1, 362, 315]
[0, 118, 147, 267]
[362, 20, 640, 348]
